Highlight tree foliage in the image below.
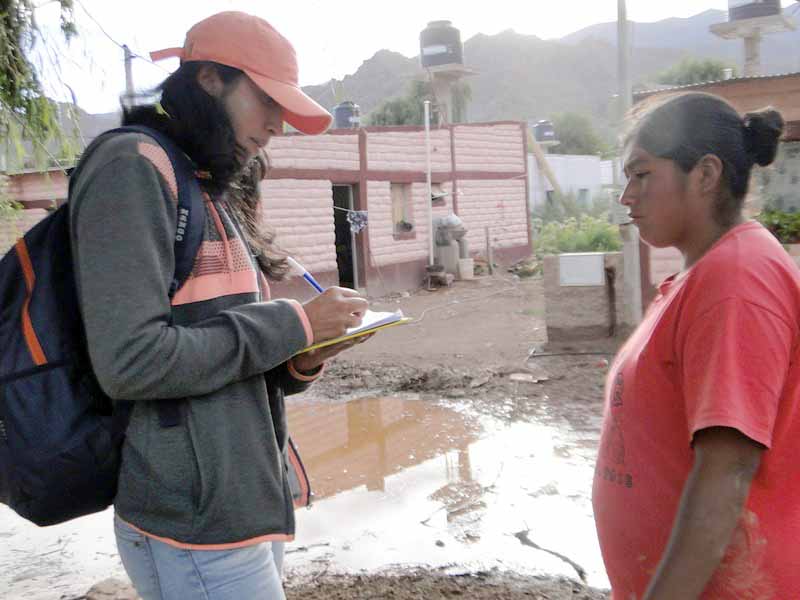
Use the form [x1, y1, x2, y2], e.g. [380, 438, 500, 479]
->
[368, 80, 432, 126]
[0, 1, 78, 211]
[550, 112, 608, 156]
[367, 79, 472, 126]
[657, 57, 735, 87]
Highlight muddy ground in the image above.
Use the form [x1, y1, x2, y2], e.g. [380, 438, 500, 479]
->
[313, 274, 618, 429]
[285, 571, 608, 599]
[283, 274, 617, 599]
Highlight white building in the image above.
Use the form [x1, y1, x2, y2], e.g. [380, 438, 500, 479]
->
[528, 153, 605, 212]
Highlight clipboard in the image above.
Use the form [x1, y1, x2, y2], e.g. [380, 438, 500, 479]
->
[296, 310, 412, 354]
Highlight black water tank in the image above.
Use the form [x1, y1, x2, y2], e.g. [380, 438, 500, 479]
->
[728, 0, 780, 21]
[533, 120, 557, 143]
[333, 101, 360, 129]
[420, 20, 463, 68]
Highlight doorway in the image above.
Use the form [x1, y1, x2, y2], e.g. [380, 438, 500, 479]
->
[332, 185, 360, 289]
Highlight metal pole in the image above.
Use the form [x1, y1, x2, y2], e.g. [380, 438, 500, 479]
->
[348, 185, 360, 290]
[123, 45, 134, 106]
[617, 0, 632, 116]
[617, 0, 642, 324]
[424, 100, 434, 266]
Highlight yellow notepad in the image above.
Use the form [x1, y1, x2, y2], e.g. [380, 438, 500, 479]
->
[297, 309, 412, 353]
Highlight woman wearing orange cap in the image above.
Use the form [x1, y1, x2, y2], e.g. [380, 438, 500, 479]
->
[68, 12, 366, 599]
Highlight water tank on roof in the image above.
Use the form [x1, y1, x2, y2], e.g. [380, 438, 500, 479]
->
[333, 101, 360, 129]
[728, 0, 781, 21]
[420, 20, 464, 68]
[533, 120, 557, 143]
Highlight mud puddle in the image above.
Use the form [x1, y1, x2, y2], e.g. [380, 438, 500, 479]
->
[0, 395, 608, 599]
[287, 396, 608, 589]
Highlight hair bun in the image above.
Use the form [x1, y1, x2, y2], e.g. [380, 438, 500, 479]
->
[743, 108, 784, 167]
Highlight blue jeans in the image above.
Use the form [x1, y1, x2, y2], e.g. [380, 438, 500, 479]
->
[114, 515, 286, 600]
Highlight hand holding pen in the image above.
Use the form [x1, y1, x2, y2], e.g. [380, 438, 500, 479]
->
[290, 257, 368, 343]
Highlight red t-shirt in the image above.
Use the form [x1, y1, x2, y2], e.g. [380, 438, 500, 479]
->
[593, 221, 800, 599]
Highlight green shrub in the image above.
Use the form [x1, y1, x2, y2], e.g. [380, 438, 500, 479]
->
[534, 216, 622, 256]
[757, 209, 800, 244]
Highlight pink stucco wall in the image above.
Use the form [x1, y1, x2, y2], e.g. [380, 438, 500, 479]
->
[457, 178, 529, 252]
[268, 134, 359, 171]
[366, 129, 452, 172]
[260, 178, 337, 274]
[7, 171, 67, 205]
[454, 124, 525, 172]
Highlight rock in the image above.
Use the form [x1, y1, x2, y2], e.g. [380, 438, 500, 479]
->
[435, 540, 445, 547]
[86, 578, 140, 600]
[469, 375, 491, 389]
[509, 373, 548, 384]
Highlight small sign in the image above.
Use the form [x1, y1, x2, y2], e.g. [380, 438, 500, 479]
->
[559, 253, 605, 287]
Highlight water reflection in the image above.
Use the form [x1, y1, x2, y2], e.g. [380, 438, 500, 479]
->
[288, 397, 480, 500]
[287, 396, 608, 588]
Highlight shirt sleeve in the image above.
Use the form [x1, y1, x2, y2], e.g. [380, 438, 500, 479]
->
[70, 150, 311, 401]
[680, 297, 794, 448]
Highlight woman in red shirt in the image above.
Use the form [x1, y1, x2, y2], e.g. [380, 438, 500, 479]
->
[593, 92, 800, 599]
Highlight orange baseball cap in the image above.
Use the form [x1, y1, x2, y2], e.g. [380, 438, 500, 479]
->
[151, 11, 332, 135]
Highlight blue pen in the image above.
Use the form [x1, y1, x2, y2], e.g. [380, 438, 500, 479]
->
[287, 257, 325, 293]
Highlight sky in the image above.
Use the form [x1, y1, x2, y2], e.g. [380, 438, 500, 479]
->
[33, 0, 799, 114]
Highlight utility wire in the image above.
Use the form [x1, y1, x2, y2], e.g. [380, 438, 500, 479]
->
[74, 0, 170, 74]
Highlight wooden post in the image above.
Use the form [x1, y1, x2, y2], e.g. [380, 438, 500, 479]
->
[485, 226, 494, 275]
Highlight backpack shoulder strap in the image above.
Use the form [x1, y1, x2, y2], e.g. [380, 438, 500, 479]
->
[87, 126, 205, 429]
[72, 125, 205, 299]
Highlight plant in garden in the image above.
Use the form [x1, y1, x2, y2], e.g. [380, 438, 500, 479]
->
[757, 208, 800, 245]
[534, 216, 622, 256]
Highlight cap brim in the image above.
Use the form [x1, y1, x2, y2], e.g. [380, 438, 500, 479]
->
[247, 71, 332, 135]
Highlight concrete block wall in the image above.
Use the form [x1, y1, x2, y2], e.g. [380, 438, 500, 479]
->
[0, 209, 49, 256]
[259, 178, 337, 273]
[543, 252, 626, 341]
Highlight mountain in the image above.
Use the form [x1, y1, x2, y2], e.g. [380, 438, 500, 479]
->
[300, 9, 800, 134]
[562, 8, 800, 73]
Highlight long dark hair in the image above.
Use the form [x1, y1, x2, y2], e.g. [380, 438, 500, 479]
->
[124, 61, 288, 279]
[123, 61, 243, 195]
[227, 153, 289, 281]
[625, 92, 784, 226]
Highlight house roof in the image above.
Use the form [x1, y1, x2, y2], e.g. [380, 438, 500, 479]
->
[634, 71, 800, 99]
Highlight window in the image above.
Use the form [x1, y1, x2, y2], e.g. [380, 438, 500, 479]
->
[391, 183, 415, 239]
[577, 188, 590, 208]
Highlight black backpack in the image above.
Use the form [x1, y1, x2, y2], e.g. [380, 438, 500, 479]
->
[0, 125, 204, 526]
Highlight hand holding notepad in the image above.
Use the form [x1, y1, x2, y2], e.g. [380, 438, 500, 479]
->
[298, 309, 412, 353]
[287, 257, 411, 355]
